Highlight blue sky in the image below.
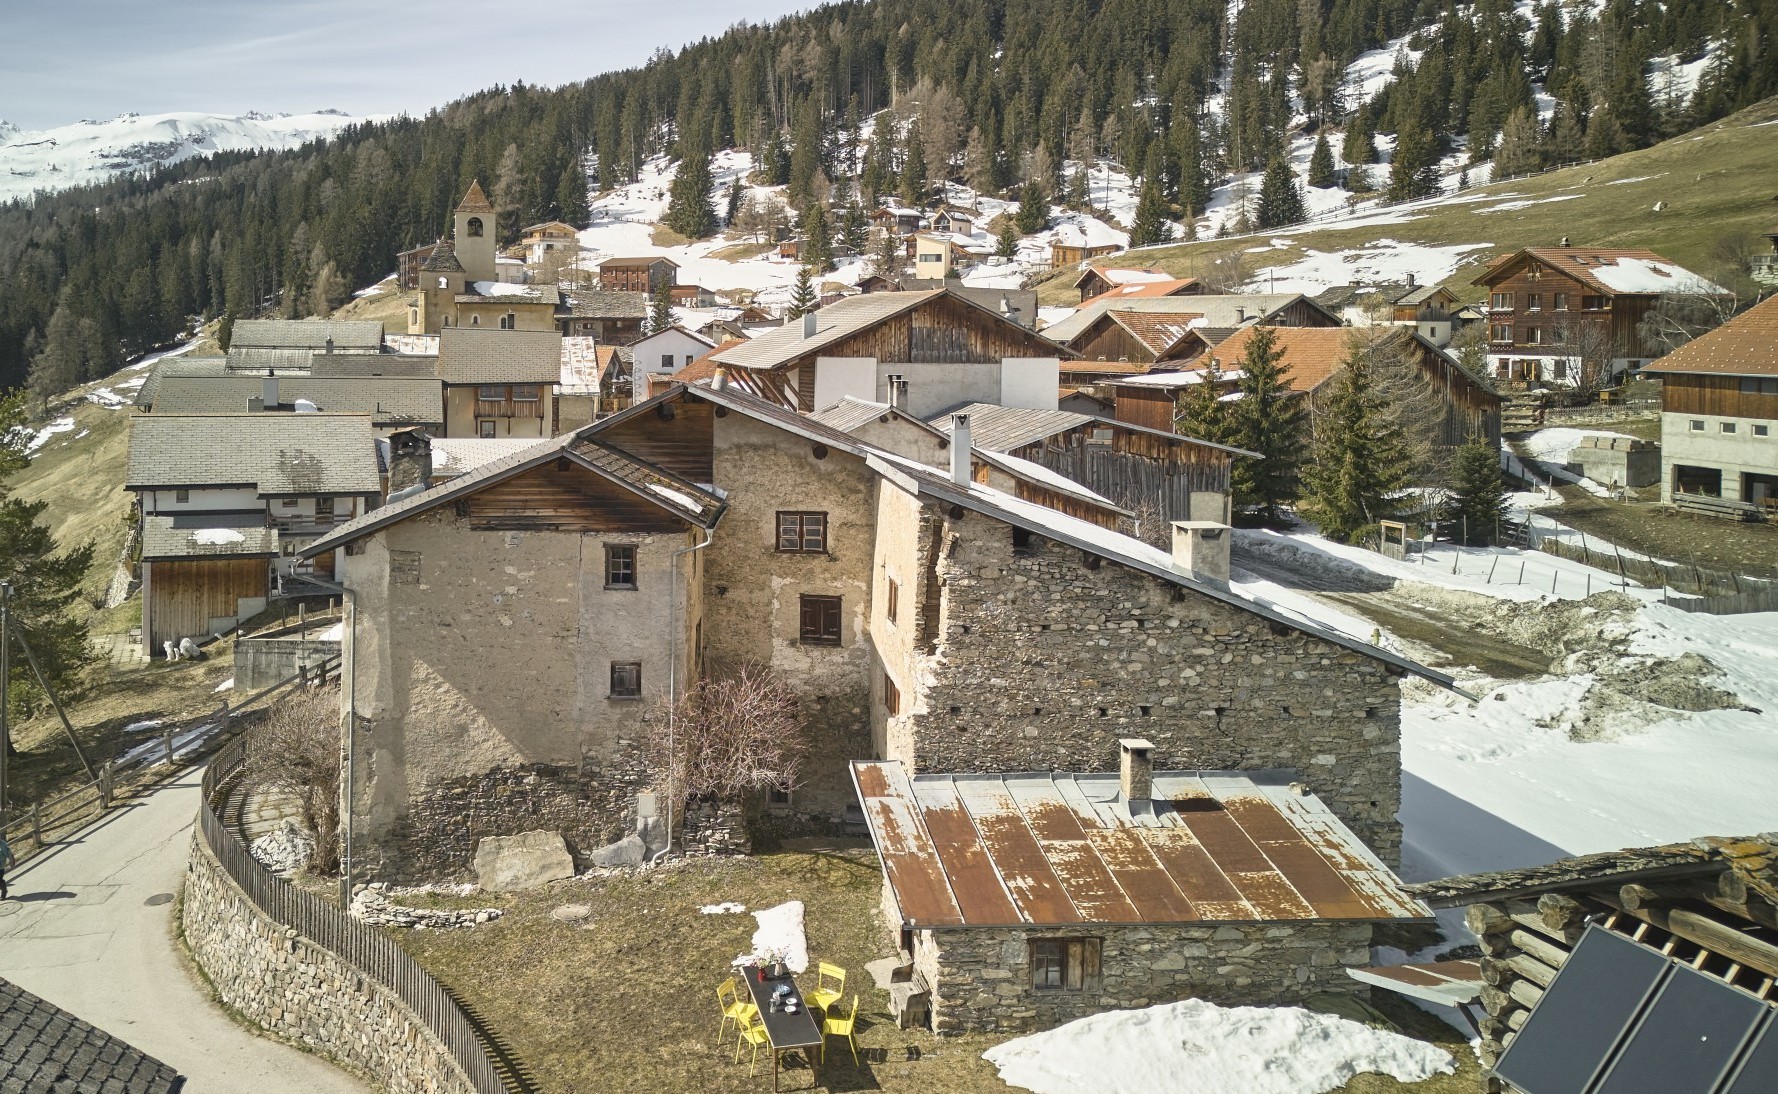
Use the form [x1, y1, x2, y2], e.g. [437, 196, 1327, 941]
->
[0, 0, 817, 129]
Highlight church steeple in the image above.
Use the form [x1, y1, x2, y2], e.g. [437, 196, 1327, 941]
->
[456, 180, 494, 214]
[452, 180, 496, 283]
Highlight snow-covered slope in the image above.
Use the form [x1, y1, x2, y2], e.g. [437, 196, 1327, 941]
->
[0, 110, 380, 203]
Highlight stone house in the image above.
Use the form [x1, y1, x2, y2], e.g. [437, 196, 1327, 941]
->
[853, 743, 1432, 1033]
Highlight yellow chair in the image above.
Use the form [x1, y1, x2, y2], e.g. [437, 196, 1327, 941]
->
[735, 1010, 773, 1075]
[821, 994, 859, 1067]
[808, 962, 846, 1013]
[716, 977, 757, 1046]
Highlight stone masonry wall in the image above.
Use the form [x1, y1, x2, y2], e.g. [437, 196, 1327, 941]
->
[183, 832, 475, 1094]
[907, 514, 1404, 862]
[918, 920, 1374, 1034]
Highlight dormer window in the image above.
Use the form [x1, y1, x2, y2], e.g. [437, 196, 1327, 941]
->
[466, 217, 484, 238]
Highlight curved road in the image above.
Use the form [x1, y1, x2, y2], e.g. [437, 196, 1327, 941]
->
[0, 772, 365, 1093]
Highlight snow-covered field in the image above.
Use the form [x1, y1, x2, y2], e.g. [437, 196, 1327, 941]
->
[0, 110, 377, 203]
[983, 998, 1454, 1094]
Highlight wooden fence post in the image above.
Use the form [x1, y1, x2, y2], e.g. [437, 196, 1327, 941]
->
[98, 761, 113, 810]
[163, 724, 176, 766]
[30, 804, 42, 847]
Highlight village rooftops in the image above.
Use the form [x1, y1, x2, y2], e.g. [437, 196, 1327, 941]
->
[1473, 247, 1732, 296]
[563, 290, 649, 318]
[1641, 294, 1778, 378]
[596, 255, 680, 269]
[1080, 278, 1203, 307]
[1206, 327, 1358, 392]
[148, 374, 443, 426]
[811, 396, 950, 439]
[435, 328, 563, 385]
[125, 413, 380, 496]
[852, 760, 1431, 929]
[1040, 294, 1325, 346]
[926, 401, 1257, 458]
[135, 356, 229, 406]
[228, 319, 385, 351]
[1110, 366, 1246, 389]
[1071, 266, 1176, 290]
[139, 515, 280, 562]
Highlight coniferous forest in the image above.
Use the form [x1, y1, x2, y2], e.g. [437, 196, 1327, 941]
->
[1, 0, 1773, 393]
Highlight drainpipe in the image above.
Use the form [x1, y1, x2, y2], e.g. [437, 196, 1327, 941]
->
[298, 571, 358, 907]
[653, 526, 715, 864]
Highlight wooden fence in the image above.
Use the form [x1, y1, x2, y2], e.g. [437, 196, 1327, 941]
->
[199, 731, 519, 1094]
[1534, 536, 1778, 614]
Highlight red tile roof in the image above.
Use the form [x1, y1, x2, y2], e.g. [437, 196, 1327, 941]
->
[1208, 326, 1358, 393]
[1643, 293, 1778, 377]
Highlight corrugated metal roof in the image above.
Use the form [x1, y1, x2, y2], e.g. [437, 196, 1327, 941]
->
[140, 515, 279, 561]
[435, 328, 563, 384]
[229, 319, 385, 350]
[853, 761, 1431, 928]
[149, 375, 443, 425]
[126, 414, 380, 496]
[1347, 960, 1483, 1006]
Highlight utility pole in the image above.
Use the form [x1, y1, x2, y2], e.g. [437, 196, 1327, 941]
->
[1, 582, 11, 827]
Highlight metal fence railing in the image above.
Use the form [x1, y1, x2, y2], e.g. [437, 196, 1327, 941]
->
[198, 731, 517, 1094]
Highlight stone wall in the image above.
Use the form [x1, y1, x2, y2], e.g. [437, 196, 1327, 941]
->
[182, 832, 476, 1094]
[904, 512, 1404, 862]
[917, 920, 1374, 1034]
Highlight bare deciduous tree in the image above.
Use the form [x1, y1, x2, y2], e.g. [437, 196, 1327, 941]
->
[1637, 288, 1741, 357]
[647, 663, 809, 806]
[242, 686, 341, 874]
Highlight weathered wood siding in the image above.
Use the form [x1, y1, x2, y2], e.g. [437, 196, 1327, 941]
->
[1072, 321, 1155, 362]
[465, 461, 689, 533]
[1663, 375, 1778, 419]
[820, 294, 1063, 367]
[1112, 387, 1177, 432]
[147, 558, 268, 648]
[593, 399, 716, 482]
[1016, 429, 1234, 528]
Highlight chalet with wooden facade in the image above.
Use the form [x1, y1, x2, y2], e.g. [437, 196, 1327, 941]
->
[1409, 836, 1778, 1088]
[707, 287, 1070, 414]
[1043, 294, 1341, 366]
[1642, 293, 1778, 507]
[558, 289, 648, 343]
[436, 327, 562, 438]
[520, 221, 579, 265]
[1472, 246, 1731, 386]
[1073, 267, 1204, 306]
[125, 413, 379, 653]
[1314, 277, 1463, 346]
[596, 256, 678, 293]
[301, 382, 1447, 900]
[1049, 221, 1125, 268]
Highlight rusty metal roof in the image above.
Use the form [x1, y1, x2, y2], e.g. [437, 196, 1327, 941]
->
[852, 761, 1430, 928]
[1347, 960, 1483, 1006]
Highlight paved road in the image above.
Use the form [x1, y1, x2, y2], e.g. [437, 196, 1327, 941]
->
[0, 772, 365, 1094]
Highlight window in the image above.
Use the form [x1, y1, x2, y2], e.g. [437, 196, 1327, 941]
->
[479, 420, 497, 438]
[766, 784, 791, 806]
[470, 314, 480, 326]
[1553, 361, 1569, 380]
[174, 489, 190, 504]
[1690, 420, 1705, 432]
[883, 672, 900, 716]
[1739, 378, 1778, 395]
[661, 353, 675, 370]
[1526, 293, 1542, 311]
[477, 384, 505, 401]
[316, 497, 335, 518]
[610, 662, 642, 698]
[466, 216, 484, 238]
[1525, 327, 1542, 345]
[1490, 323, 1513, 343]
[605, 544, 637, 589]
[510, 384, 540, 402]
[799, 595, 842, 645]
[1582, 295, 1607, 311]
[437, 276, 449, 289]
[1490, 292, 1513, 310]
[1029, 939, 1102, 991]
[499, 312, 515, 330]
[777, 511, 828, 553]
[886, 577, 899, 624]
[1553, 292, 1569, 311]
[1755, 424, 1770, 437]
[1722, 422, 1738, 434]
[280, 498, 299, 508]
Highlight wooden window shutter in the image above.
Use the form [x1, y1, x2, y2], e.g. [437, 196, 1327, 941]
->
[1082, 938, 1102, 990]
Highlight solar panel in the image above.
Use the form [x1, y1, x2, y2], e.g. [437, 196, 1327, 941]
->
[1594, 960, 1767, 1094]
[1495, 927, 1670, 1094]
[1723, 1019, 1778, 1094]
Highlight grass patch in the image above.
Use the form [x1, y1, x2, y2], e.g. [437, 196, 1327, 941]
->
[8, 395, 136, 611]
[331, 282, 412, 328]
[395, 850, 1477, 1093]
[651, 224, 693, 248]
[709, 240, 774, 261]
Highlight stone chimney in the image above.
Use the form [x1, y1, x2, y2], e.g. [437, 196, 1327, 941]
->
[324, 337, 334, 355]
[1234, 306, 1246, 323]
[1119, 738, 1156, 805]
[387, 428, 433, 494]
[1170, 521, 1230, 589]
[712, 365, 730, 392]
[949, 413, 972, 486]
[886, 374, 908, 411]
[802, 311, 818, 338]
[262, 376, 280, 410]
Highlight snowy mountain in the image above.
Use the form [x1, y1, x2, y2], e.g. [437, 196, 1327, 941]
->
[0, 110, 381, 203]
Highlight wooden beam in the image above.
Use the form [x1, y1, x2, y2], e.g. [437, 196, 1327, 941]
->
[1598, 894, 1778, 980]
[1539, 892, 1586, 933]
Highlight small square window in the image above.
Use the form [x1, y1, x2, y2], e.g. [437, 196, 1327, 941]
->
[510, 384, 540, 402]
[174, 489, 190, 503]
[886, 577, 899, 624]
[605, 544, 637, 589]
[316, 497, 335, 517]
[799, 594, 842, 646]
[661, 354, 674, 370]
[777, 511, 828, 553]
[884, 672, 900, 716]
[477, 384, 505, 401]
[1722, 422, 1738, 434]
[1029, 938, 1102, 991]
[280, 498, 299, 508]
[1553, 293, 1569, 310]
[1690, 420, 1705, 432]
[610, 661, 642, 698]
[479, 420, 497, 438]
[1754, 424, 1770, 437]
[767, 784, 791, 806]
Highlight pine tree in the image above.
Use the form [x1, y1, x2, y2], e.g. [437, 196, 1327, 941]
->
[788, 266, 818, 317]
[217, 311, 237, 352]
[1493, 107, 1543, 177]
[556, 156, 590, 225]
[1342, 106, 1378, 165]
[1446, 433, 1507, 545]
[1298, 341, 1413, 544]
[725, 179, 743, 227]
[663, 144, 718, 239]
[1307, 134, 1337, 188]
[995, 216, 1018, 258]
[1227, 327, 1308, 522]
[871, 229, 902, 277]
[1387, 125, 1441, 201]
[1127, 182, 1173, 248]
[1256, 156, 1306, 228]
[803, 204, 834, 274]
[899, 119, 927, 207]
[840, 201, 868, 254]
[1174, 358, 1233, 445]
[648, 280, 674, 333]
[1014, 179, 1048, 235]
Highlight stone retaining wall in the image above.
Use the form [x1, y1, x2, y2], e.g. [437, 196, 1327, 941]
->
[917, 920, 1374, 1034]
[183, 832, 476, 1094]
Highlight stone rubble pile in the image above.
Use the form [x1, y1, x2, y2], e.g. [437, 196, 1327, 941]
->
[248, 819, 315, 875]
[350, 883, 503, 929]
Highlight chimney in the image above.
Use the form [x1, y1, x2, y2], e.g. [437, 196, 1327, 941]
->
[802, 311, 818, 338]
[711, 365, 729, 392]
[1119, 738, 1156, 805]
[324, 337, 334, 355]
[262, 376, 279, 410]
[949, 413, 972, 486]
[1170, 521, 1230, 589]
[1405, 272, 1416, 289]
[247, 396, 264, 413]
[886, 374, 908, 411]
[1234, 306, 1246, 323]
[386, 428, 434, 494]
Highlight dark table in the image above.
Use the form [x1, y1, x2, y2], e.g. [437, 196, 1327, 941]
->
[741, 966, 823, 1091]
